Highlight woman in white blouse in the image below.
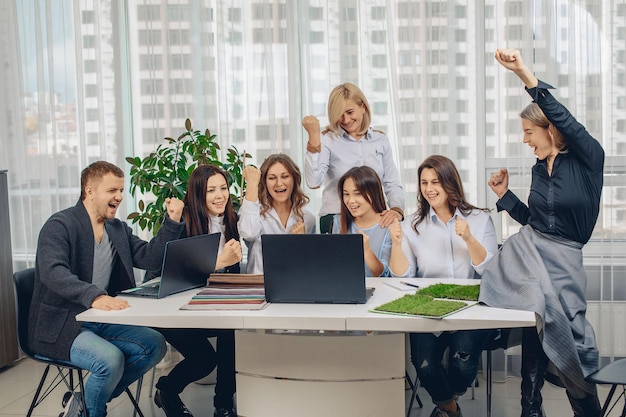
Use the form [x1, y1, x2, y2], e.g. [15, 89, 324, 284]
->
[388, 155, 498, 417]
[302, 82, 404, 233]
[239, 153, 316, 274]
[332, 166, 395, 277]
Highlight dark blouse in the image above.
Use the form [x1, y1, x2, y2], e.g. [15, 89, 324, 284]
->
[496, 80, 604, 245]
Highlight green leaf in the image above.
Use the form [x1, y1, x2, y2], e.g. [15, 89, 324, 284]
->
[125, 118, 253, 234]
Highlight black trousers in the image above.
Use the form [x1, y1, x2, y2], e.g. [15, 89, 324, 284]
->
[156, 328, 235, 409]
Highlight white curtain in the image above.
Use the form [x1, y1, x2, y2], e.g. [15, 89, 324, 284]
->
[2, 0, 625, 358]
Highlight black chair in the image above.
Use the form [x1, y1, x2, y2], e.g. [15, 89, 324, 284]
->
[483, 328, 524, 417]
[405, 370, 423, 417]
[587, 358, 626, 417]
[13, 268, 145, 417]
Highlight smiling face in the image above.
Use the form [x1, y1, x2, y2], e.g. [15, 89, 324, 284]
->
[339, 99, 366, 138]
[85, 173, 124, 223]
[420, 168, 449, 214]
[522, 118, 559, 161]
[205, 173, 230, 216]
[342, 177, 374, 219]
[266, 162, 294, 205]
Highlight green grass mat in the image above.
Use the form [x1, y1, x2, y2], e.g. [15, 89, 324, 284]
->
[373, 293, 469, 317]
[372, 283, 480, 317]
[416, 283, 480, 301]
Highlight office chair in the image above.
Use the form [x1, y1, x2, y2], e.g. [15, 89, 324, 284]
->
[483, 328, 523, 417]
[13, 268, 145, 417]
[586, 358, 626, 417]
[405, 370, 424, 417]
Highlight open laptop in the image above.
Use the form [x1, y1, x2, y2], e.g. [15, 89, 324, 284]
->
[119, 233, 220, 299]
[261, 234, 369, 304]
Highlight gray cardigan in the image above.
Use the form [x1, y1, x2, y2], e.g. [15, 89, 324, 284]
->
[29, 200, 184, 360]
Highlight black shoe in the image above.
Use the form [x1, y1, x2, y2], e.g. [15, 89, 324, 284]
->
[154, 388, 194, 417]
[214, 408, 236, 417]
[566, 391, 602, 417]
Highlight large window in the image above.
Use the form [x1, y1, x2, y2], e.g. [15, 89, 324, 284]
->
[2, 0, 625, 356]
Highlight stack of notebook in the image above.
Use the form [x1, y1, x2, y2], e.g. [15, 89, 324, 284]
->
[180, 273, 267, 310]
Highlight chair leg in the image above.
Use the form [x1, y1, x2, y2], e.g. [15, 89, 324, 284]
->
[406, 371, 423, 417]
[126, 387, 145, 417]
[148, 366, 156, 397]
[27, 365, 52, 417]
[486, 350, 493, 417]
[78, 370, 88, 417]
[133, 376, 143, 417]
[471, 377, 476, 400]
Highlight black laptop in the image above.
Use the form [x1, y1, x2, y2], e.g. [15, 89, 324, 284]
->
[119, 233, 220, 299]
[261, 234, 369, 304]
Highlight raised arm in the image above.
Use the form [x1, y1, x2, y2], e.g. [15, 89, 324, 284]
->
[494, 48, 538, 89]
[238, 166, 263, 240]
[303, 117, 331, 189]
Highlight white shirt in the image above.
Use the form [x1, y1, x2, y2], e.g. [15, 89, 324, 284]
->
[391, 208, 498, 279]
[238, 198, 316, 274]
[208, 214, 226, 253]
[305, 127, 404, 216]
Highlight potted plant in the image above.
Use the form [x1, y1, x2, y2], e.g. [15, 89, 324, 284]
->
[126, 118, 251, 234]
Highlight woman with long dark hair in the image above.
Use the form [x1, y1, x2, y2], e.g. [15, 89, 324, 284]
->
[154, 165, 240, 417]
[389, 155, 498, 417]
[332, 165, 393, 277]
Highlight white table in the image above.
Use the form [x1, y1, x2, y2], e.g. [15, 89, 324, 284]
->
[77, 278, 535, 417]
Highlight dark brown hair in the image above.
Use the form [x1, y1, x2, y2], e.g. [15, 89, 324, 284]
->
[258, 154, 309, 220]
[337, 166, 386, 233]
[412, 155, 490, 234]
[183, 164, 239, 242]
[80, 161, 124, 200]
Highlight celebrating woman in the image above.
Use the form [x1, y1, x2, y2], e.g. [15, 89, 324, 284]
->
[480, 48, 604, 417]
[302, 82, 404, 233]
[154, 165, 240, 417]
[389, 155, 497, 417]
[238, 153, 316, 274]
[332, 166, 393, 277]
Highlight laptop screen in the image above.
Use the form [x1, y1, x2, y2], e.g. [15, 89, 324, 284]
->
[120, 232, 220, 299]
[261, 234, 367, 304]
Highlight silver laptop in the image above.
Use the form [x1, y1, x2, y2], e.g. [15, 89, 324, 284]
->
[119, 233, 220, 299]
[261, 234, 369, 304]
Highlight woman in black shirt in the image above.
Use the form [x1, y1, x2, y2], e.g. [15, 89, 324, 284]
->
[480, 48, 604, 417]
[154, 165, 241, 417]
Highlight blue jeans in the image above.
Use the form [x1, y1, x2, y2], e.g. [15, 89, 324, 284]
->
[409, 329, 495, 406]
[69, 322, 166, 417]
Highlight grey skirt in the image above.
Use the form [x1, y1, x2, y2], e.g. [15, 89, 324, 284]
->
[479, 225, 598, 393]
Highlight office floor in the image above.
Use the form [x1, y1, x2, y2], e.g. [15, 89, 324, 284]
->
[0, 356, 621, 417]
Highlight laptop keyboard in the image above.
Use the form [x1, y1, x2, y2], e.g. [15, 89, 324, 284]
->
[128, 285, 159, 296]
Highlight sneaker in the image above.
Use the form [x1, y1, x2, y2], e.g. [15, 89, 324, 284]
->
[59, 391, 84, 417]
[429, 407, 449, 417]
